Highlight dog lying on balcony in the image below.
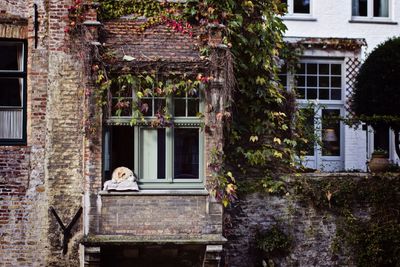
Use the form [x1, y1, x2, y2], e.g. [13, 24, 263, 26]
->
[103, 167, 139, 191]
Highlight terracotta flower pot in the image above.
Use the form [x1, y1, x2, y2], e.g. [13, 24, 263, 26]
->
[369, 154, 390, 173]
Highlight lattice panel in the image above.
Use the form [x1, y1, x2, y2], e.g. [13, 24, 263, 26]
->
[345, 57, 361, 117]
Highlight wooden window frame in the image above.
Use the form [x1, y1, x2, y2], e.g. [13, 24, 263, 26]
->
[104, 92, 205, 189]
[0, 39, 27, 146]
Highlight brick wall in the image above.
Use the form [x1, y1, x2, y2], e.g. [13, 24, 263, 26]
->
[102, 21, 201, 62]
[91, 193, 222, 239]
[224, 174, 369, 267]
[0, 0, 90, 266]
[83, 17, 227, 265]
[0, 2, 227, 266]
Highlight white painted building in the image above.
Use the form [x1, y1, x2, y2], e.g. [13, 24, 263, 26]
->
[282, 0, 400, 171]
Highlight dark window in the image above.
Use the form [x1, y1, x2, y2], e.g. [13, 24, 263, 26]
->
[105, 76, 203, 188]
[174, 128, 199, 179]
[353, 0, 389, 17]
[353, 0, 368, 16]
[374, 0, 389, 17]
[294, 62, 342, 101]
[373, 125, 389, 152]
[322, 109, 341, 156]
[103, 126, 135, 179]
[0, 40, 27, 145]
[293, 0, 310, 14]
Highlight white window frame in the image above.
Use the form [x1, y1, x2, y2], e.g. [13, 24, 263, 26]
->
[351, 0, 392, 21]
[104, 89, 205, 190]
[284, 0, 313, 18]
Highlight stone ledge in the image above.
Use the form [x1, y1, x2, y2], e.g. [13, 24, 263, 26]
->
[99, 189, 209, 196]
[82, 234, 227, 246]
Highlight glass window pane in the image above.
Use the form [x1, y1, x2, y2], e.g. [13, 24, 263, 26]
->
[307, 88, 317, 99]
[154, 98, 166, 115]
[319, 89, 329, 100]
[331, 77, 341, 88]
[187, 99, 199, 117]
[353, 0, 368, 16]
[174, 98, 186, 116]
[110, 126, 135, 178]
[297, 88, 305, 99]
[374, 0, 389, 17]
[140, 98, 152, 116]
[0, 42, 23, 71]
[373, 125, 389, 152]
[174, 128, 199, 179]
[307, 63, 317, 74]
[299, 108, 315, 156]
[322, 109, 341, 156]
[319, 76, 329, 87]
[111, 84, 132, 97]
[307, 76, 317, 87]
[331, 89, 342, 100]
[319, 64, 329, 75]
[112, 98, 132, 116]
[0, 78, 22, 107]
[296, 75, 305, 87]
[331, 64, 341, 75]
[297, 63, 306, 74]
[157, 129, 166, 179]
[293, 0, 310, 14]
[0, 110, 23, 139]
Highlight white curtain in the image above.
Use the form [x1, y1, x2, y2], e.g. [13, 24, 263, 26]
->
[0, 110, 22, 139]
[352, 0, 360, 16]
[378, 0, 389, 17]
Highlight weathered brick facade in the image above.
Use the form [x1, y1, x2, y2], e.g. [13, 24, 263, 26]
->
[0, 0, 90, 265]
[0, 1, 226, 266]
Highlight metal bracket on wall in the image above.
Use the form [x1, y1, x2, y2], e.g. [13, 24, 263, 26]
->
[50, 206, 83, 254]
[34, 4, 39, 48]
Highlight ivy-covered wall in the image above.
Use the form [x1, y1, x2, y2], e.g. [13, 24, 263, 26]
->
[224, 173, 400, 267]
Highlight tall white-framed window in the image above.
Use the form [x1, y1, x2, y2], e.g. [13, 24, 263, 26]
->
[352, 0, 390, 19]
[103, 81, 205, 189]
[0, 39, 27, 145]
[282, 0, 312, 16]
[280, 59, 345, 171]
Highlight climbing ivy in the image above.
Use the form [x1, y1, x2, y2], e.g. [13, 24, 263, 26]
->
[294, 174, 400, 266]
[74, 0, 304, 204]
[180, 0, 303, 178]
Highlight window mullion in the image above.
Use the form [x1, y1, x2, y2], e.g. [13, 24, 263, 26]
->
[166, 127, 173, 182]
[134, 126, 139, 178]
[166, 95, 173, 182]
[289, 0, 294, 14]
[368, 0, 373, 18]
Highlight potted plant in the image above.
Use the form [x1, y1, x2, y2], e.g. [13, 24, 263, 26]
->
[368, 149, 390, 173]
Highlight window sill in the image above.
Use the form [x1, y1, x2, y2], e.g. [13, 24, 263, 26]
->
[99, 189, 209, 196]
[349, 19, 397, 25]
[282, 16, 317, 22]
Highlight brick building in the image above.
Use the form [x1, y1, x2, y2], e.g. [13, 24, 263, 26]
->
[0, 1, 226, 266]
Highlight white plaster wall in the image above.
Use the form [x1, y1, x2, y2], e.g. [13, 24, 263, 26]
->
[283, 0, 400, 56]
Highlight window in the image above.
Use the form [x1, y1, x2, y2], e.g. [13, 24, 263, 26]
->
[103, 82, 204, 189]
[0, 40, 27, 145]
[282, 0, 311, 15]
[295, 62, 342, 101]
[280, 59, 344, 171]
[352, 0, 390, 18]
